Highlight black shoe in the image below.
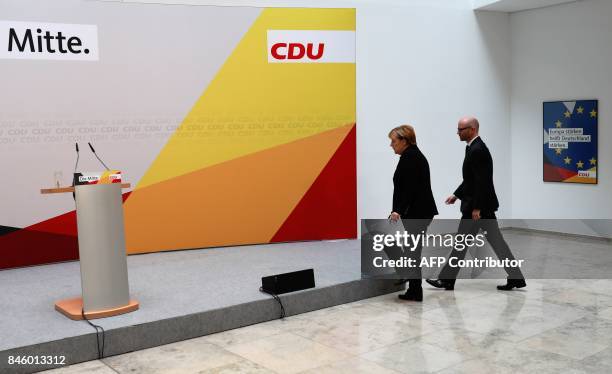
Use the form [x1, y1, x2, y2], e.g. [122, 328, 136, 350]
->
[398, 287, 423, 302]
[497, 278, 527, 291]
[425, 279, 454, 290]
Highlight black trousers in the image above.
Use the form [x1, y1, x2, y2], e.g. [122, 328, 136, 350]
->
[438, 212, 524, 284]
[382, 218, 432, 289]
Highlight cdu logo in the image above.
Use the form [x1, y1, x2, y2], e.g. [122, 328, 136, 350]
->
[267, 30, 355, 64]
[271, 42, 325, 61]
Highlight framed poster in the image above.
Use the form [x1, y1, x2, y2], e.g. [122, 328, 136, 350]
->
[543, 100, 598, 184]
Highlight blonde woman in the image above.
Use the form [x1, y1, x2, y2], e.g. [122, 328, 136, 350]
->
[388, 125, 438, 301]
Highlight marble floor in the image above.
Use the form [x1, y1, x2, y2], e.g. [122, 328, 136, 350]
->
[44, 279, 612, 374]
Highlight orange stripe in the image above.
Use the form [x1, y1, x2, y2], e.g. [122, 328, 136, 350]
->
[124, 124, 352, 253]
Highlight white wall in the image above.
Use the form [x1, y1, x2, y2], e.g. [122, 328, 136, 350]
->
[510, 0, 612, 220]
[357, 3, 511, 220]
[127, 0, 513, 220]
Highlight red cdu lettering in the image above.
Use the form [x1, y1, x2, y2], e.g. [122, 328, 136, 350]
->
[306, 43, 324, 60]
[271, 43, 287, 59]
[287, 43, 305, 59]
[271, 42, 325, 61]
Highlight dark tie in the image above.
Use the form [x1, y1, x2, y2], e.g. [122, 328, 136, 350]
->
[465, 145, 470, 154]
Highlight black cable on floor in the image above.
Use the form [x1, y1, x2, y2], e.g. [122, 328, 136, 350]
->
[259, 287, 286, 319]
[81, 308, 106, 359]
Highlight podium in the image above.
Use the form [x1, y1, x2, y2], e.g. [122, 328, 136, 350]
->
[41, 183, 139, 320]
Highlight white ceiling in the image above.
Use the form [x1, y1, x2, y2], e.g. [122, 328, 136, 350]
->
[473, 0, 580, 12]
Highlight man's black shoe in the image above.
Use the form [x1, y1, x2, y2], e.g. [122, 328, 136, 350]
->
[425, 279, 454, 290]
[497, 278, 527, 291]
[398, 287, 423, 302]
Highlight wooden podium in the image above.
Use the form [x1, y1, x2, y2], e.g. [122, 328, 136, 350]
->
[41, 183, 139, 320]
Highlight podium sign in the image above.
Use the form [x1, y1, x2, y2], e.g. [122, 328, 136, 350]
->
[74, 170, 122, 185]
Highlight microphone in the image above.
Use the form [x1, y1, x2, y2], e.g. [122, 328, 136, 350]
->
[88, 142, 110, 171]
[72, 143, 80, 187]
[74, 143, 80, 173]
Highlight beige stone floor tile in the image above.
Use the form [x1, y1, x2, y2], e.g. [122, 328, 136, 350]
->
[102, 337, 244, 374]
[361, 341, 467, 374]
[224, 332, 351, 374]
[522, 330, 608, 360]
[42, 360, 116, 374]
[196, 358, 276, 374]
[299, 357, 400, 374]
[435, 358, 515, 374]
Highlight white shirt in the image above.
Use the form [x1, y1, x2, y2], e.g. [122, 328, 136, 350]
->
[467, 135, 480, 147]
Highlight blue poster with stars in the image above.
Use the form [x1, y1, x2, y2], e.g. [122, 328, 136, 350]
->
[543, 100, 598, 184]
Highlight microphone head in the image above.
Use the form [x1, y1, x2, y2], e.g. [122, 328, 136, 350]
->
[75, 143, 79, 152]
[88, 142, 95, 153]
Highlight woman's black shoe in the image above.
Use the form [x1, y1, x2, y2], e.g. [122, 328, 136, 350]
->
[497, 278, 527, 290]
[398, 287, 423, 302]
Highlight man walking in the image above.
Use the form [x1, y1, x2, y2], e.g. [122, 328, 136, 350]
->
[426, 117, 526, 291]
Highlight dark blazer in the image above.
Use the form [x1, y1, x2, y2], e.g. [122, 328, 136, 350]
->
[392, 144, 438, 219]
[453, 137, 499, 214]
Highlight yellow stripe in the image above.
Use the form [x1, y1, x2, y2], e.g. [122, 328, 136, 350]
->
[136, 8, 356, 189]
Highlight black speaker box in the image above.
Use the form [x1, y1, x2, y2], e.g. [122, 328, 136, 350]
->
[261, 269, 315, 295]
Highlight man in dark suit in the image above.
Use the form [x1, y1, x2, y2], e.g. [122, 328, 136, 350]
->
[426, 117, 526, 291]
[388, 125, 438, 301]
